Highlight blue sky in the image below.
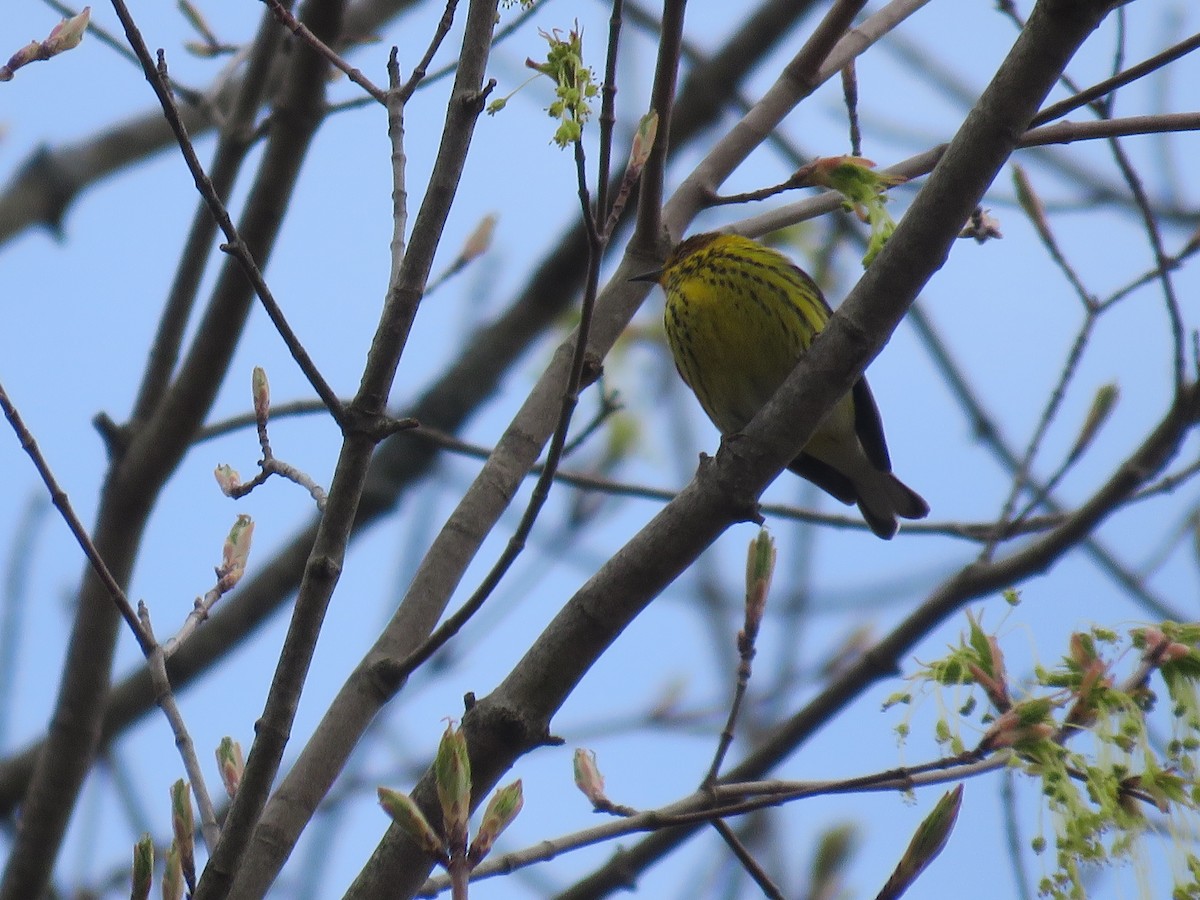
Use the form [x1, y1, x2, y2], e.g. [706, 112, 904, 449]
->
[3, 1, 1200, 897]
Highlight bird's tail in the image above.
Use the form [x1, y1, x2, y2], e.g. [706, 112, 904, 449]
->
[855, 470, 929, 540]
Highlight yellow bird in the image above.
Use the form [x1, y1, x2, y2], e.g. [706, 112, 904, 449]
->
[636, 232, 928, 539]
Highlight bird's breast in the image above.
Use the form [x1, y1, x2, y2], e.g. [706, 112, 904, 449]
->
[665, 277, 807, 434]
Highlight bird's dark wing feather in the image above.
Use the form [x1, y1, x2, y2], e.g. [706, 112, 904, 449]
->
[787, 453, 857, 506]
[852, 377, 892, 472]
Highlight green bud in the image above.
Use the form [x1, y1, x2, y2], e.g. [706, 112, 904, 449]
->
[528, 25, 598, 148]
[252, 367, 270, 421]
[1012, 164, 1050, 239]
[744, 528, 776, 632]
[469, 779, 524, 863]
[1069, 383, 1119, 460]
[809, 823, 857, 894]
[163, 842, 183, 900]
[178, 0, 210, 36]
[170, 780, 195, 888]
[435, 722, 472, 852]
[800, 156, 903, 268]
[216, 737, 244, 799]
[378, 787, 445, 860]
[131, 834, 153, 900]
[629, 112, 658, 173]
[184, 41, 222, 58]
[877, 785, 963, 897]
[221, 514, 254, 587]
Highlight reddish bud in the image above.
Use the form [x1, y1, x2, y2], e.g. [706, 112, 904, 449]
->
[215, 737, 244, 800]
[573, 748, 607, 807]
[214, 464, 241, 496]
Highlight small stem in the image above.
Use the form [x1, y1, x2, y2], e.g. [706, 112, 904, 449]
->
[262, 0, 387, 103]
[448, 855, 470, 900]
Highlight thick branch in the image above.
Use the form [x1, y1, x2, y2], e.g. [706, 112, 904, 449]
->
[349, 2, 1128, 897]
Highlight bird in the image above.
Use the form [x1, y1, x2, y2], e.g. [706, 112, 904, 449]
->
[635, 231, 928, 539]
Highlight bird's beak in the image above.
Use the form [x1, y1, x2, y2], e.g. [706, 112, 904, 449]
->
[630, 268, 663, 284]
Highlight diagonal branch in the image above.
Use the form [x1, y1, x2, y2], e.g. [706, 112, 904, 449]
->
[196, 0, 502, 894]
[347, 3, 1133, 897]
[0, 0, 345, 895]
[0, 0, 826, 828]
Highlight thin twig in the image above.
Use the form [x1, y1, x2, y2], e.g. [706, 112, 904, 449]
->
[424, 620, 1183, 896]
[262, 0, 387, 103]
[39, 0, 204, 104]
[594, 0, 623, 228]
[218, 370, 331, 509]
[1013, 5, 1188, 389]
[0, 495, 47, 747]
[1011, 165, 1097, 311]
[842, 59, 861, 156]
[1099, 228, 1200, 311]
[386, 48, 409, 299]
[701, 532, 776, 894]
[106, 10, 347, 427]
[1107, 135, 1187, 392]
[128, 9, 281, 425]
[711, 819, 786, 900]
[325, 0, 547, 116]
[397, 0, 460, 101]
[703, 536, 770, 786]
[1000, 771, 1034, 900]
[204, 1, 504, 892]
[161, 562, 249, 660]
[989, 318, 1096, 556]
[1031, 29, 1200, 128]
[730, 111, 1200, 238]
[375, 84, 612, 689]
[560, 385, 623, 457]
[0, 380, 151, 653]
[138, 604, 221, 852]
[419, 751, 1006, 895]
[1, 378, 225, 856]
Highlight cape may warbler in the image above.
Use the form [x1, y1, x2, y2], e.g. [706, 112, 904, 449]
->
[637, 232, 928, 539]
